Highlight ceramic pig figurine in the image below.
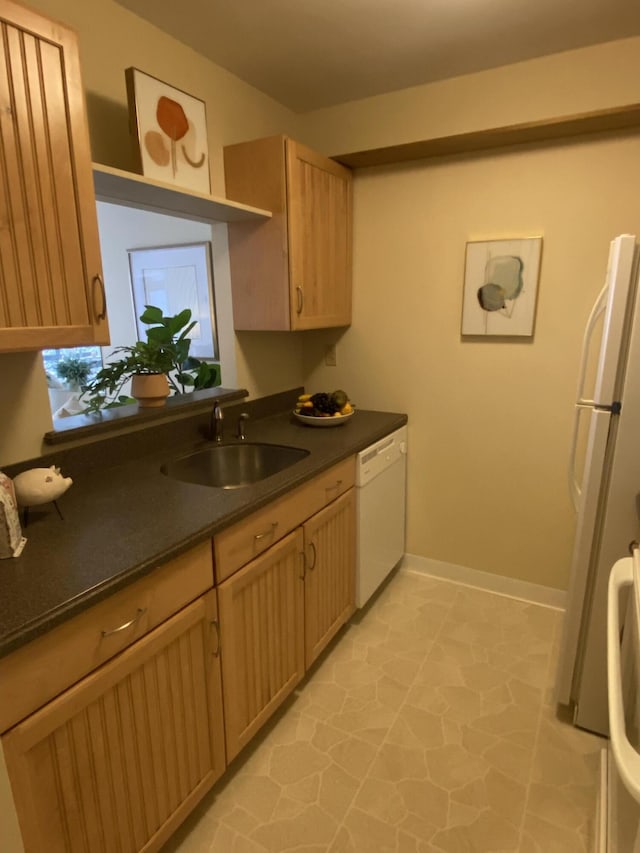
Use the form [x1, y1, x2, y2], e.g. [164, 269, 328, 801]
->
[12, 466, 73, 507]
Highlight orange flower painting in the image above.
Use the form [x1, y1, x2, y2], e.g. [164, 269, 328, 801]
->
[126, 68, 210, 194]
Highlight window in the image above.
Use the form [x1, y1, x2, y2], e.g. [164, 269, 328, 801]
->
[43, 197, 236, 429]
[43, 346, 103, 419]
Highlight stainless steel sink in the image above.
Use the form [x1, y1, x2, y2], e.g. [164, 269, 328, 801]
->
[161, 442, 310, 489]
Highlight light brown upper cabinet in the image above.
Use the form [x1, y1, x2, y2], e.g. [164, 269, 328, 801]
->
[224, 136, 353, 331]
[0, 0, 109, 352]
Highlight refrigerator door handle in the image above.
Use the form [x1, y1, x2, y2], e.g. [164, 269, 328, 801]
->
[566, 401, 618, 512]
[568, 406, 584, 512]
[607, 554, 640, 803]
[568, 282, 609, 511]
[576, 282, 608, 407]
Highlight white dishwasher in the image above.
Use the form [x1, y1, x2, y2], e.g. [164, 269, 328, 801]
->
[356, 425, 408, 608]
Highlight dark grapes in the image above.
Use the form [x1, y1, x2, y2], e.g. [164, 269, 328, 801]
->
[310, 392, 339, 416]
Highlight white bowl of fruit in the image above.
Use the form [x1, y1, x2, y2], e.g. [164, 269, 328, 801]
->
[294, 390, 354, 427]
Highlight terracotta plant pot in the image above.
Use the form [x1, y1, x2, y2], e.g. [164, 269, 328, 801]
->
[131, 373, 170, 408]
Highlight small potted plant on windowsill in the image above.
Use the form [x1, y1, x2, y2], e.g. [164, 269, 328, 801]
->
[47, 355, 96, 418]
[81, 306, 220, 413]
[55, 356, 93, 392]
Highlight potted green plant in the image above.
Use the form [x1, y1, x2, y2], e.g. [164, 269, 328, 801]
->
[81, 306, 220, 412]
[54, 356, 93, 391]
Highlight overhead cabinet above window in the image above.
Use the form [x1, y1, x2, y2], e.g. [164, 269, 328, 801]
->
[0, 0, 109, 352]
[224, 136, 353, 331]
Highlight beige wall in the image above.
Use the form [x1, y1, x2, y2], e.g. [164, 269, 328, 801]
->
[27, 0, 298, 183]
[0, 352, 52, 468]
[302, 135, 640, 590]
[0, 0, 303, 466]
[297, 38, 640, 592]
[297, 37, 640, 157]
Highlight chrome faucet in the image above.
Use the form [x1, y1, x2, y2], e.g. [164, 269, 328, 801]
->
[210, 403, 224, 442]
[236, 412, 249, 440]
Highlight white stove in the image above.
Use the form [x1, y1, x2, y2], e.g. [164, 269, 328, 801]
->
[604, 549, 640, 851]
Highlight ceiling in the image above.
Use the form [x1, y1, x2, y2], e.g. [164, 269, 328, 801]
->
[116, 0, 640, 112]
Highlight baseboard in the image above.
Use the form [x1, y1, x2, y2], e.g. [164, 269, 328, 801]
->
[401, 553, 566, 610]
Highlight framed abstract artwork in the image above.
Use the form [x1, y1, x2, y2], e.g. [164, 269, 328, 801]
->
[125, 67, 211, 194]
[461, 237, 543, 337]
[128, 242, 218, 360]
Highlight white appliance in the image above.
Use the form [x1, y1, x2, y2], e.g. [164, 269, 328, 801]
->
[602, 552, 640, 852]
[356, 425, 407, 607]
[556, 233, 640, 735]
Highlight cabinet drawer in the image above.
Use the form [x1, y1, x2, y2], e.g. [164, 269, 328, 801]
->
[214, 456, 355, 582]
[0, 541, 213, 733]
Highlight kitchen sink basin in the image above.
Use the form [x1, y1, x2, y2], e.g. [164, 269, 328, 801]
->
[161, 442, 310, 489]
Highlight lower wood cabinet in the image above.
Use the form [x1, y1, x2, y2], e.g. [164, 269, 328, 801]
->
[303, 489, 356, 668]
[218, 530, 305, 761]
[0, 462, 358, 852]
[218, 489, 356, 760]
[2, 591, 225, 853]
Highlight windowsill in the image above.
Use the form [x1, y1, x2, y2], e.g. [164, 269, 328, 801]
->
[43, 386, 249, 446]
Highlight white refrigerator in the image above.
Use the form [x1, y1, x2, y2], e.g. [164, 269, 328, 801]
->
[556, 233, 640, 736]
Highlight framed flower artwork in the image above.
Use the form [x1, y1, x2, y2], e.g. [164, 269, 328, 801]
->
[125, 67, 211, 194]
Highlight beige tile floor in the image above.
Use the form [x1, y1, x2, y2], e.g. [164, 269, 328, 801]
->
[164, 568, 604, 853]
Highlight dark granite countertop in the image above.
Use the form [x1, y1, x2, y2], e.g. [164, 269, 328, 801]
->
[0, 400, 406, 659]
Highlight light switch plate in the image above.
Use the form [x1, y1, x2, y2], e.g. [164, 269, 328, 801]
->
[324, 344, 337, 366]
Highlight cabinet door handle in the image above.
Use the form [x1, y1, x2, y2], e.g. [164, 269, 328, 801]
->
[101, 607, 147, 638]
[325, 479, 343, 494]
[92, 273, 107, 321]
[210, 619, 221, 656]
[307, 541, 317, 571]
[296, 286, 304, 314]
[254, 521, 278, 542]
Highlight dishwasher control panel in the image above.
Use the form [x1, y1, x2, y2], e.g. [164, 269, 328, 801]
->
[356, 425, 407, 486]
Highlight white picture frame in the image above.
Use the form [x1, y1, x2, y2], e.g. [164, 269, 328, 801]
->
[128, 242, 217, 360]
[125, 67, 211, 195]
[461, 237, 543, 337]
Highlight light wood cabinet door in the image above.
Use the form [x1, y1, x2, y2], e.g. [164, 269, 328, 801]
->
[218, 529, 305, 761]
[303, 489, 356, 668]
[2, 592, 225, 853]
[286, 139, 352, 330]
[214, 455, 356, 583]
[0, 541, 213, 734]
[0, 0, 108, 352]
[224, 135, 352, 331]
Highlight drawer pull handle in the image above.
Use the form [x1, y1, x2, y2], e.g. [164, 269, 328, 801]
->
[325, 479, 343, 493]
[211, 619, 221, 656]
[254, 522, 278, 542]
[307, 541, 317, 571]
[101, 608, 147, 638]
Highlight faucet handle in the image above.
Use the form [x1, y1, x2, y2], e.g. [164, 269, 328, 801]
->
[237, 412, 249, 440]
